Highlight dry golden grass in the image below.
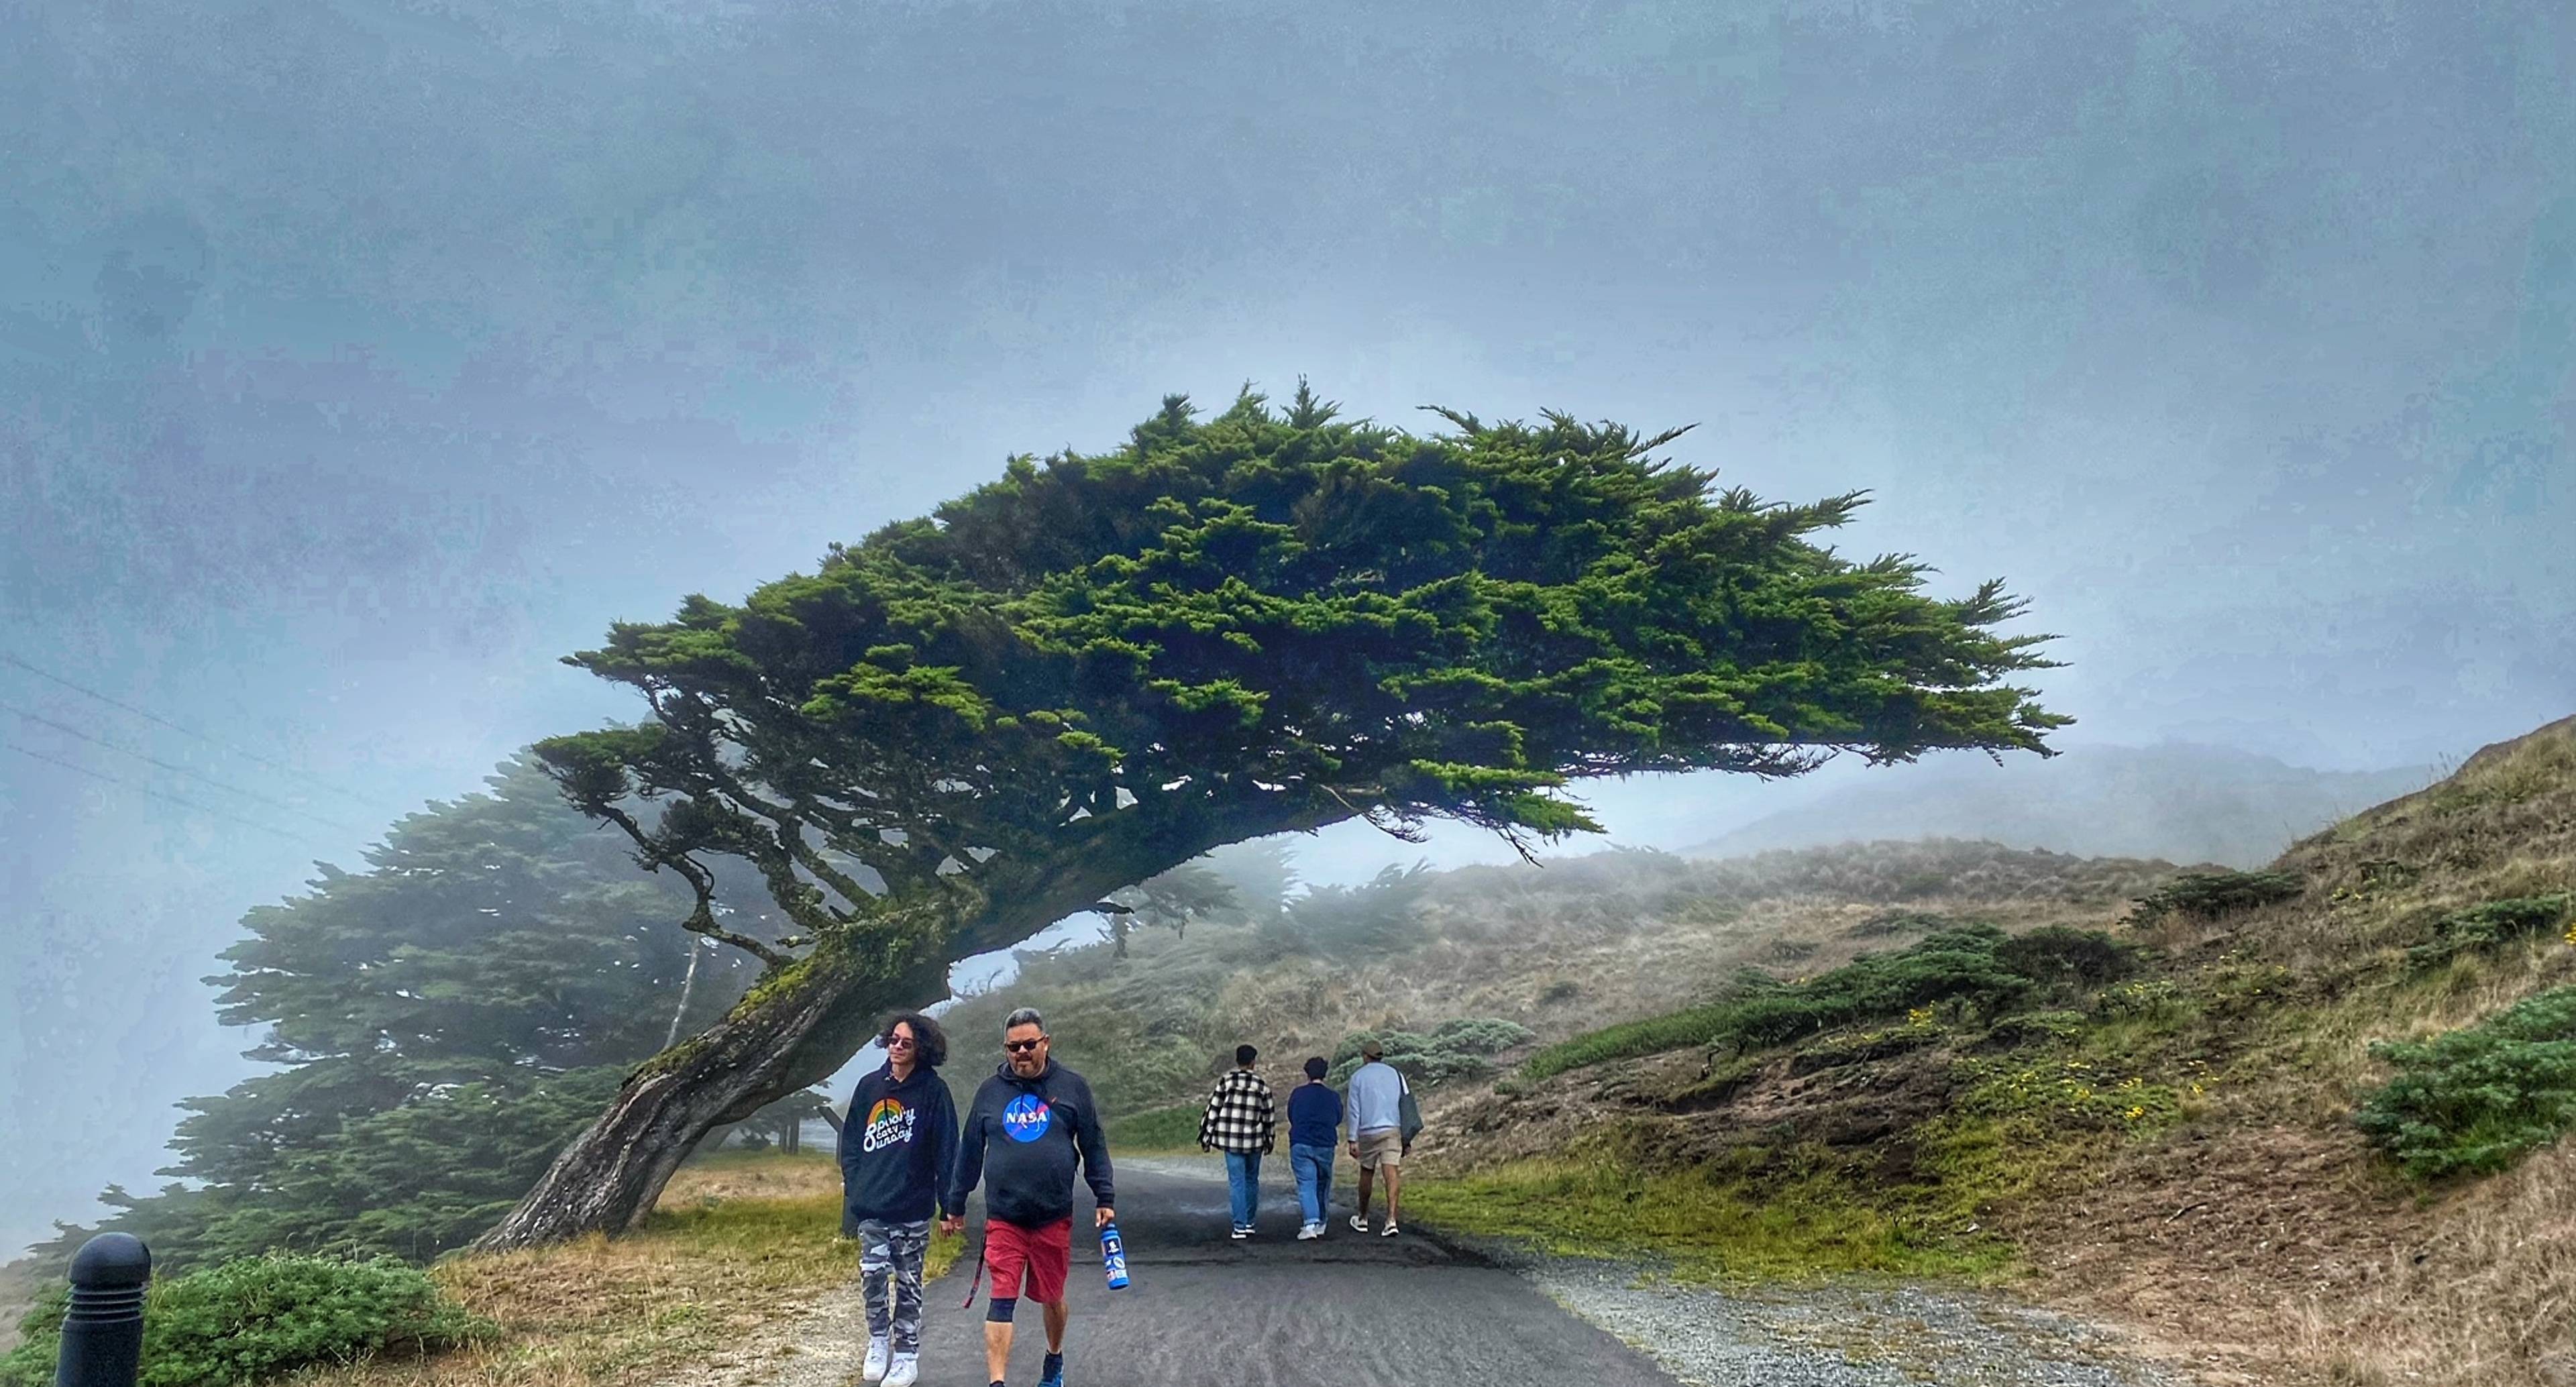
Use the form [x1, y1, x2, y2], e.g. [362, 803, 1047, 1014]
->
[2013, 716, 2576, 1386]
[2286, 1138, 2576, 1386]
[294, 1152, 955, 1387]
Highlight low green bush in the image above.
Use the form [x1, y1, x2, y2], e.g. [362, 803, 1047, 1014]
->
[2403, 893, 2576, 970]
[2096, 978, 2190, 1021]
[1996, 926, 2136, 991]
[1330, 1017, 1536, 1087]
[1521, 924, 2087, 1080]
[2356, 985, 2576, 1179]
[0, 1253, 491, 1387]
[2128, 869, 2303, 924]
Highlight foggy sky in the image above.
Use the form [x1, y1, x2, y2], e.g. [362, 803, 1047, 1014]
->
[5, 0, 2571, 1252]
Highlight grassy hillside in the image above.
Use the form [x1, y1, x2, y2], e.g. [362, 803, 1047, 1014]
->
[942, 839, 2192, 1148]
[957, 715, 2576, 1387]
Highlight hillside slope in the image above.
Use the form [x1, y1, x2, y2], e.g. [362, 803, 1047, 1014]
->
[1682, 743, 2433, 869]
[942, 840, 2193, 1141]
[955, 715, 2576, 1387]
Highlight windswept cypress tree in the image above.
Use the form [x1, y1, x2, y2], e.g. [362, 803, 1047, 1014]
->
[26, 754, 775, 1270]
[482, 384, 2068, 1246]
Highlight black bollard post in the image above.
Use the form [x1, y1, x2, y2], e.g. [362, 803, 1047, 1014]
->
[54, 1233, 150, 1387]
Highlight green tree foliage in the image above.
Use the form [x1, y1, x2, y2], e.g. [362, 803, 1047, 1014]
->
[1254, 861, 1439, 959]
[0, 1254, 490, 1387]
[25, 755, 774, 1270]
[2357, 986, 2576, 1179]
[537, 382, 2065, 956]
[496, 384, 2068, 1242]
[1197, 839, 1300, 927]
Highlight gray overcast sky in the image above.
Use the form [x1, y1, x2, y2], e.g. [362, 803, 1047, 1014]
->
[4, 0, 2571, 1248]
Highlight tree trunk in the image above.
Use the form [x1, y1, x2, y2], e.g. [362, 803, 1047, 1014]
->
[472, 927, 937, 1250]
[474, 798, 1350, 1250]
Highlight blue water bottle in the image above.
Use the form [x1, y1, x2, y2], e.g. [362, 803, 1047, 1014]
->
[1099, 1221, 1130, 1290]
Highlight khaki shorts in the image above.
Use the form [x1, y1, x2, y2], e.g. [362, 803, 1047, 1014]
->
[1353, 1128, 1404, 1170]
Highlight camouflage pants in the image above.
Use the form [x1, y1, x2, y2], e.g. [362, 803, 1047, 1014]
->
[856, 1219, 930, 1355]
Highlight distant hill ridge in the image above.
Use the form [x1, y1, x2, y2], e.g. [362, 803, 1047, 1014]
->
[1680, 741, 2434, 869]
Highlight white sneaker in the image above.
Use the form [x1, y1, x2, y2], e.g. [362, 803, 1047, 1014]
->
[1381, 1222, 1400, 1237]
[1230, 1225, 1250, 1239]
[1348, 1214, 1370, 1233]
[862, 1336, 890, 1383]
[1297, 1224, 1322, 1240]
[882, 1352, 918, 1387]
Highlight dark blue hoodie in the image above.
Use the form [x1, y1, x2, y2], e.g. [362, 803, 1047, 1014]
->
[839, 1061, 961, 1231]
[947, 1059, 1114, 1229]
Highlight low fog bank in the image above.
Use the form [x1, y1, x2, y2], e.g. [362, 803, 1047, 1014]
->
[1681, 742, 2441, 870]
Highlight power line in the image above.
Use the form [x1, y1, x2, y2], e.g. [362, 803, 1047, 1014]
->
[0, 651, 376, 808]
[5, 740, 332, 849]
[0, 700, 362, 833]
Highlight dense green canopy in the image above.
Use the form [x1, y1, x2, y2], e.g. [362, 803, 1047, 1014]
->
[541, 385, 2065, 956]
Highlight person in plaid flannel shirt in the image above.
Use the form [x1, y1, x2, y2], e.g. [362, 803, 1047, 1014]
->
[1197, 1044, 1277, 1238]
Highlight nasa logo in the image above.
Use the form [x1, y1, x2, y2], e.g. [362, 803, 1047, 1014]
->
[1002, 1093, 1054, 1143]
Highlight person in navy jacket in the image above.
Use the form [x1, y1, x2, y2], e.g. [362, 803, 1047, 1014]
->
[841, 1011, 961, 1387]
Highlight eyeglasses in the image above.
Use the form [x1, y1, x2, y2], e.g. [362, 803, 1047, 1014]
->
[1004, 1038, 1044, 1054]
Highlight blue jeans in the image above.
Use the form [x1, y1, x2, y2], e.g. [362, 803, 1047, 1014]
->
[1224, 1150, 1263, 1229]
[1289, 1143, 1336, 1228]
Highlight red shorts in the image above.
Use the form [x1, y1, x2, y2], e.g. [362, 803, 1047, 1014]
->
[983, 1217, 1072, 1305]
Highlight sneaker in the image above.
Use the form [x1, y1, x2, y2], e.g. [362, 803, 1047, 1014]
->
[1038, 1352, 1065, 1387]
[882, 1353, 918, 1387]
[862, 1336, 890, 1384]
[1348, 1214, 1371, 1233]
[1296, 1223, 1322, 1240]
[1381, 1222, 1400, 1237]
[1230, 1225, 1250, 1240]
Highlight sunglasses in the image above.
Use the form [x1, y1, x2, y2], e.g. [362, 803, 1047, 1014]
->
[1004, 1038, 1044, 1054]
[883, 1034, 916, 1049]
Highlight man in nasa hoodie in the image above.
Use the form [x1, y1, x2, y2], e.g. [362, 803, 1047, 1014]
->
[840, 1011, 961, 1387]
[944, 1007, 1116, 1387]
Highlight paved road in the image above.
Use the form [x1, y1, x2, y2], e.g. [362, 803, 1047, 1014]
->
[910, 1154, 1684, 1387]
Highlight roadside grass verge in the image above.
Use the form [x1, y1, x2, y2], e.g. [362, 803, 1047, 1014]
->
[295, 1152, 956, 1386]
[1401, 1118, 2100, 1286]
[1105, 1104, 1203, 1153]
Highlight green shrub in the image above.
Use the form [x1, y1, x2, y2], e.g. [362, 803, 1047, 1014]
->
[1976, 1010, 2088, 1050]
[2096, 978, 2189, 1021]
[1523, 925, 2073, 1080]
[2128, 869, 2304, 924]
[1996, 926, 2136, 992]
[0, 1254, 491, 1387]
[2403, 893, 2576, 970]
[2356, 985, 2576, 1179]
[1330, 1017, 1536, 1087]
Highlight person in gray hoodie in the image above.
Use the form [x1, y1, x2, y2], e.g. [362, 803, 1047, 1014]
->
[1343, 1038, 1409, 1237]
